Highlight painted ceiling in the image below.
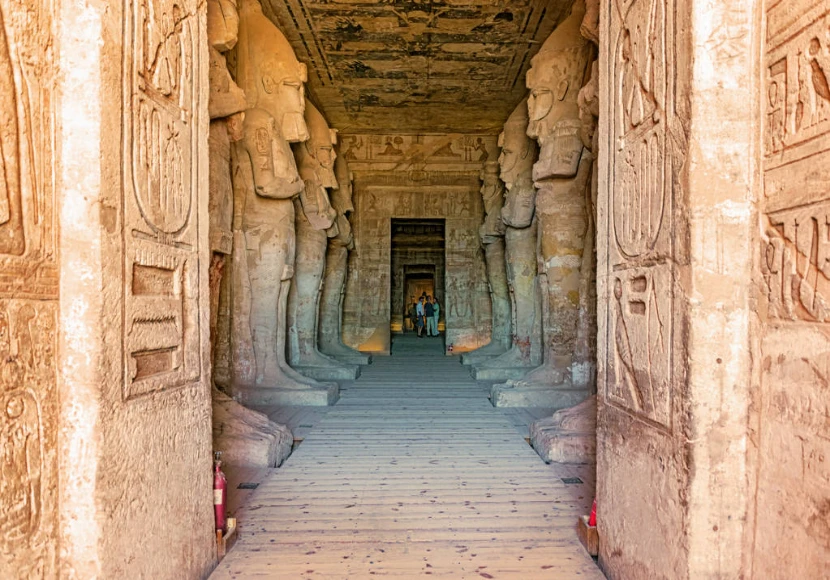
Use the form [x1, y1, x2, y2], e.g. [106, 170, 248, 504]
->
[262, 0, 574, 134]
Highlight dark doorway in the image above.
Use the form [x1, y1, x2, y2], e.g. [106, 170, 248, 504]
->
[390, 219, 445, 334]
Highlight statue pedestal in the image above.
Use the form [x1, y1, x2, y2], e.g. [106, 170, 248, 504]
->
[461, 342, 508, 366]
[528, 396, 597, 464]
[472, 365, 533, 382]
[330, 352, 372, 366]
[490, 383, 588, 409]
[235, 384, 339, 406]
[294, 363, 360, 381]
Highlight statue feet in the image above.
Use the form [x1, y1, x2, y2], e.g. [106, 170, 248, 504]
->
[320, 341, 372, 366]
[461, 340, 509, 366]
[471, 344, 539, 382]
[212, 388, 293, 468]
[529, 396, 597, 464]
[234, 366, 340, 406]
[291, 349, 360, 381]
[505, 361, 569, 389]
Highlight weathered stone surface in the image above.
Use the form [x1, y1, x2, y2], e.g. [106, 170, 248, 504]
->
[461, 162, 511, 366]
[288, 102, 359, 381]
[753, 0, 830, 575]
[597, 1, 757, 578]
[318, 153, 371, 365]
[229, 0, 338, 405]
[530, 396, 597, 464]
[56, 0, 216, 576]
[474, 100, 542, 382]
[0, 0, 59, 576]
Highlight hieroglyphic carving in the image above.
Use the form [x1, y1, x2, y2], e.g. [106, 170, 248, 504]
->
[606, 0, 676, 427]
[765, 3, 830, 212]
[757, 4, 830, 572]
[0, 0, 57, 574]
[0, 300, 56, 577]
[123, 0, 203, 399]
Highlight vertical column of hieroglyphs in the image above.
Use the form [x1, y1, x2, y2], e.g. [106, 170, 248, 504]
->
[0, 0, 58, 576]
[758, 0, 830, 573]
[123, 0, 202, 399]
[605, 0, 676, 429]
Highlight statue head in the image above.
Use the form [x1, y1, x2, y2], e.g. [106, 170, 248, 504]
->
[297, 101, 339, 189]
[240, 107, 304, 198]
[292, 103, 338, 232]
[499, 98, 538, 229]
[236, 0, 309, 143]
[525, 0, 592, 181]
[330, 153, 355, 248]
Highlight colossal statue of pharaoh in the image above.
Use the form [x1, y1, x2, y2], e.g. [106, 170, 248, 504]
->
[287, 103, 360, 380]
[461, 161, 512, 366]
[207, 0, 292, 467]
[229, 0, 337, 405]
[318, 154, 371, 366]
[492, 0, 595, 408]
[472, 99, 542, 383]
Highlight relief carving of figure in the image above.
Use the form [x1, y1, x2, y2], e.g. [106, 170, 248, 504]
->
[474, 99, 542, 377]
[0, 4, 24, 255]
[318, 153, 371, 366]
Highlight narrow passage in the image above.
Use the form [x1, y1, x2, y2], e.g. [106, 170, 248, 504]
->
[212, 335, 604, 578]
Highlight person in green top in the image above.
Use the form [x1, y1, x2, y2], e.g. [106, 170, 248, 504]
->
[428, 297, 440, 337]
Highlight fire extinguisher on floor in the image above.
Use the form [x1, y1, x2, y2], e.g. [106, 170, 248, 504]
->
[214, 451, 227, 534]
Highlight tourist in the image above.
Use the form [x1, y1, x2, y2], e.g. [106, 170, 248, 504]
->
[425, 295, 435, 337]
[431, 298, 440, 336]
[407, 300, 418, 332]
[416, 296, 426, 337]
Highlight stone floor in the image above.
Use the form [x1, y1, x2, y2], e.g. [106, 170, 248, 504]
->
[213, 334, 603, 579]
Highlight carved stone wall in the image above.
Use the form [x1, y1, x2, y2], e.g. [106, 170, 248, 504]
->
[56, 0, 214, 577]
[342, 133, 497, 353]
[597, 0, 757, 578]
[754, 0, 830, 575]
[0, 1, 58, 575]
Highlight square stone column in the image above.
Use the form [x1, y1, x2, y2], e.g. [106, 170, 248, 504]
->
[57, 0, 215, 577]
[597, 1, 759, 578]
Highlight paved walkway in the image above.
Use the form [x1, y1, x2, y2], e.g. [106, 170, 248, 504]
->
[211, 335, 604, 579]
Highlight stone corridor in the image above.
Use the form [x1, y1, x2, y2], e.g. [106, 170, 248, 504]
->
[211, 335, 602, 578]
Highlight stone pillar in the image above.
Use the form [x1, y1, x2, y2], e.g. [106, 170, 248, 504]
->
[461, 161, 512, 366]
[57, 0, 215, 576]
[474, 99, 543, 382]
[229, 0, 337, 406]
[596, 0, 757, 578]
[318, 154, 371, 365]
[287, 102, 359, 381]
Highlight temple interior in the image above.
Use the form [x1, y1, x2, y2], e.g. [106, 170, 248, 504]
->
[2, 0, 829, 578]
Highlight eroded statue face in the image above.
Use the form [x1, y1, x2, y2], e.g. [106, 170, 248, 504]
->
[242, 107, 304, 199]
[525, 0, 592, 181]
[498, 115, 538, 229]
[260, 62, 309, 143]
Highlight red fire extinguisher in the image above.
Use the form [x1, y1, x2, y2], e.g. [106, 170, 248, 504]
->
[588, 498, 597, 527]
[214, 451, 228, 534]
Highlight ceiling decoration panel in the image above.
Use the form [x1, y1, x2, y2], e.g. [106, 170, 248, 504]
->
[262, 0, 574, 133]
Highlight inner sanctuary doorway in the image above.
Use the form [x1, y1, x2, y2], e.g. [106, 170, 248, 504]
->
[390, 219, 444, 334]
